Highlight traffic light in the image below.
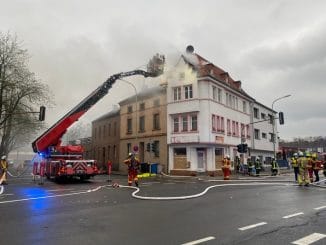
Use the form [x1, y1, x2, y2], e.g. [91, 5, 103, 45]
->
[146, 143, 151, 152]
[237, 144, 243, 153]
[39, 106, 46, 121]
[237, 143, 248, 153]
[279, 112, 284, 125]
[242, 143, 248, 153]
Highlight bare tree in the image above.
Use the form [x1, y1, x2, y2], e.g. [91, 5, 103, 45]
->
[0, 32, 53, 155]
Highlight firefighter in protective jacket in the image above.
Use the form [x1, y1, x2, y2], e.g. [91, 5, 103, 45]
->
[222, 155, 231, 180]
[291, 153, 299, 182]
[297, 151, 310, 186]
[0, 155, 9, 185]
[124, 153, 140, 187]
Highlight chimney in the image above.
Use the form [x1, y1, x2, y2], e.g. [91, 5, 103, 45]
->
[234, 80, 242, 89]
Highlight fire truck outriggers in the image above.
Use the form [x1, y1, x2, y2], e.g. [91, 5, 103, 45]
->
[31, 54, 165, 182]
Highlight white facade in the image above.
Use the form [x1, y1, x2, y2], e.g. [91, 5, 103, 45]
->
[165, 54, 277, 175]
[250, 102, 278, 164]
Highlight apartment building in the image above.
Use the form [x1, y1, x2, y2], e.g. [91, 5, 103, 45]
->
[92, 108, 120, 171]
[118, 86, 168, 173]
[165, 48, 276, 175]
[250, 101, 278, 164]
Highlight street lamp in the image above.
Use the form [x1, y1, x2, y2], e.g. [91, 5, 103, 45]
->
[272, 94, 291, 159]
[119, 79, 138, 151]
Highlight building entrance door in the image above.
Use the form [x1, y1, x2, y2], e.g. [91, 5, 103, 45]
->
[197, 149, 206, 172]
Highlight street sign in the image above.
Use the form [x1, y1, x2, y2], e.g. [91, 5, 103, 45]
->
[133, 145, 139, 153]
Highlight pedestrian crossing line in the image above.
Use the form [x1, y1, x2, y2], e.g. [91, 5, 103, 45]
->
[181, 236, 215, 245]
[238, 222, 267, 231]
[282, 212, 304, 219]
[292, 233, 326, 245]
[314, 205, 326, 210]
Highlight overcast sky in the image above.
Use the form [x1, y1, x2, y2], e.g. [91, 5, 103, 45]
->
[1, 0, 326, 141]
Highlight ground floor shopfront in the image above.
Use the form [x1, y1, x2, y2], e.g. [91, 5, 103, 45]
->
[167, 143, 275, 176]
[168, 144, 246, 176]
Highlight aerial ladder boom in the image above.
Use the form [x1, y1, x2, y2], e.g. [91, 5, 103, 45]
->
[32, 54, 165, 155]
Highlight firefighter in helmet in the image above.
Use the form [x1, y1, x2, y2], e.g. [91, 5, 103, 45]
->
[291, 153, 299, 182]
[255, 158, 262, 177]
[297, 151, 310, 186]
[124, 152, 140, 187]
[0, 155, 9, 185]
[222, 155, 231, 180]
[305, 152, 313, 182]
[271, 158, 279, 176]
[248, 158, 254, 176]
[311, 153, 320, 182]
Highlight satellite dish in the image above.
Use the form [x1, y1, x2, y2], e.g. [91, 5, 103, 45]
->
[186, 45, 194, 53]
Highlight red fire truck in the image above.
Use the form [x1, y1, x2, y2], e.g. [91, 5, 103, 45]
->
[32, 54, 164, 181]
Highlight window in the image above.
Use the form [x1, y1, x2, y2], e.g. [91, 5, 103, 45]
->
[153, 140, 160, 157]
[191, 115, 197, 131]
[221, 117, 225, 132]
[227, 119, 231, 135]
[235, 122, 239, 136]
[270, 133, 275, 142]
[113, 145, 117, 158]
[127, 143, 131, 155]
[114, 122, 117, 136]
[107, 146, 111, 159]
[182, 116, 188, 131]
[173, 87, 181, 101]
[254, 129, 260, 139]
[212, 115, 216, 131]
[254, 108, 259, 119]
[139, 116, 145, 132]
[226, 92, 229, 106]
[232, 121, 236, 136]
[184, 85, 193, 99]
[94, 128, 97, 139]
[262, 132, 267, 139]
[261, 113, 266, 120]
[127, 106, 133, 113]
[127, 118, 132, 133]
[212, 86, 217, 101]
[139, 103, 145, 111]
[246, 124, 250, 138]
[173, 117, 179, 132]
[243, 101, 247, 113]
[218, 88, 222, 103]
[268, 114, 273, 124]
[153, 99, 160, 107]
[103, 125, 106, 137]
[174, 148, 186, 155]
[241, 123, 245, 137]
[153, 113, 160, 130]
[108, 123, 111, 136]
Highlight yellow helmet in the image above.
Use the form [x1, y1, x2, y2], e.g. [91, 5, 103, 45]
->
[305, 152, 311, 157]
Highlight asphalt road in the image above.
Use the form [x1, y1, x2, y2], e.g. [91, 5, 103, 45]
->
[0, 172, 325, 245]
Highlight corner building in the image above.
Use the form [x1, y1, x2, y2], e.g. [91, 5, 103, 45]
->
[165, 51, 276, 175]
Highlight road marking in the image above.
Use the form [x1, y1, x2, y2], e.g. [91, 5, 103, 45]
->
[181, 236, 215, 245]
[314, 206, 326, 210]
[238, 222, 267, 231]
[282, 212, 304, 219]
[163, 182, 176, 185]
[292, 233, 326, 245]
[48, 188, 75, 192]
